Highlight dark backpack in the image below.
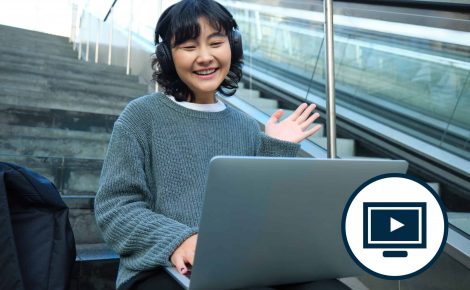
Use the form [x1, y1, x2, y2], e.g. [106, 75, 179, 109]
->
[0, 162, 76, 290]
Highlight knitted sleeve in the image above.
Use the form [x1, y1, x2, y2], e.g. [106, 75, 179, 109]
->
[256, 132, 300, 157]
[251, 119, 300, 157]
[94, 122, 197, 271]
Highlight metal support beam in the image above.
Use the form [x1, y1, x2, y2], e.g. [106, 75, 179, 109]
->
[108, 9, 113, 65]
[324, 0, 337, 158]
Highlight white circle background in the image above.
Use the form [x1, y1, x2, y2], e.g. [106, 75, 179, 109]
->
[344, 176, 446, 277]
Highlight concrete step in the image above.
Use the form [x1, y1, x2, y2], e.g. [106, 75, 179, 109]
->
[1, 104, 118, 133]
[71, 243, 119, 290]
[0, 81, 137, 103]
[0, 95, 126, 116]
[236, 88, 261, 99]
[0, 73, 147, 100]
[0, 154, 103, 196]
[0, 42, 76, 59]
[0, 86, 132, 115]
[0, 40, 76, 59]
[0, 24, 72, 45]
[236, 95, 279, 110]
[0, 47, 128, 75]
[0, 53, 135, 82]
[0, 25, 77, 59]
[0, 125, 110, 159]
[70, 207, 104, 244]
[0, 67, 143, 94]
[0, 36, 75, 54]
[0, 33, 75, 50]
[75, 243, 118, 262]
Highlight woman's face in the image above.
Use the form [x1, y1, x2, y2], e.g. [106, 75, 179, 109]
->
[171, 17, 232, 103]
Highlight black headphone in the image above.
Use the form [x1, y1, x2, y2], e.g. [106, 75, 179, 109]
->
[154, 3, 243, 75]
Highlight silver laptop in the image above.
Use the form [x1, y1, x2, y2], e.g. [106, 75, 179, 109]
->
[166, 157, 408, 290]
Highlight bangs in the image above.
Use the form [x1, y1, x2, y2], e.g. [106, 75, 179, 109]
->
[172, 17, 225, 46]
[167, 0, 235, 46]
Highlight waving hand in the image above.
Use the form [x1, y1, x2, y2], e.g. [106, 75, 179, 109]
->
[265, 103, 322, 143]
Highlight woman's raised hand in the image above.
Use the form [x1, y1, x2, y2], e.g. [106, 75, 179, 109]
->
[171, 234, 198, 275]
[265, 103, 322, 143]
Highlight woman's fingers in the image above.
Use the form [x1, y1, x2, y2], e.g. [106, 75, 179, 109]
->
[267, 109, 284, 125]
[187, 249, 195, 266]
[303, 124, 322, 138]
[296, 104, 316, 124]
[286, 103, 308, 121]
[170, 234, 198, 275]
[300, 112, 321, 130]
[172, 254, 188, 274]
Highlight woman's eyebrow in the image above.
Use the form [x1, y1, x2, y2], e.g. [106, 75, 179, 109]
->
[207, 32, 226, 39]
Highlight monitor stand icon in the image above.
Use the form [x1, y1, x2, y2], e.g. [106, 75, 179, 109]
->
[383, 218, 408, 257]
[363, 202, 427, 257]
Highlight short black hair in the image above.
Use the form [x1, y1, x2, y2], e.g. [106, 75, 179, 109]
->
[152, 0, 243, 102]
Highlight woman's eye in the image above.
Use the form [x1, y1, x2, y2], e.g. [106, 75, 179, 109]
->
[182, 45, 196, 50]
[211, 42, 224, 47]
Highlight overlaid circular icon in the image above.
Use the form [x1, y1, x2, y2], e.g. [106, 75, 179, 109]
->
[342, 173, 448, 280]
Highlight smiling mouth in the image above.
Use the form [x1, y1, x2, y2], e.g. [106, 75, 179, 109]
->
[194, 68, 218, 75]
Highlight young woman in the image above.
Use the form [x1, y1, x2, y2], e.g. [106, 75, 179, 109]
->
[95, 1, 349, 289]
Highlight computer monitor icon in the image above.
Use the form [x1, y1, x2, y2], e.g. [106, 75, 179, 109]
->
[363, 202, 426, 257]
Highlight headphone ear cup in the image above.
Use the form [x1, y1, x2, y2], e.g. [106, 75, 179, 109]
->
[156, 42, 174, 73]
[229, 29, 243, 61]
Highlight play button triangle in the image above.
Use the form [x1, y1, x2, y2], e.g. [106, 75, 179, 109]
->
[390, 217, 404, 232]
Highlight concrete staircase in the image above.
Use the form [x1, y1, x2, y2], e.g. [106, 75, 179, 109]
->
[0, 24, 148, 290]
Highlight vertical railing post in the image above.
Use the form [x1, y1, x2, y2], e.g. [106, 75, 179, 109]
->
[85, 14, 90, 62]
[108, 8, 113, 65]
[70, 1, 77, 44]
[78, 14, 82, 60]
[95, 19, 101, 63]
[126, 0, 134, 75]
[324, 0, 337, 158]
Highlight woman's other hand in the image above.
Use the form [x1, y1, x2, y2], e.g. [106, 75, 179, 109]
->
[265, 103, 322, 143]
[171, 234, 198, 275]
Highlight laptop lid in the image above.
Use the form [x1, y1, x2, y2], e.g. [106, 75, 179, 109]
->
[187, 157, 408, 290]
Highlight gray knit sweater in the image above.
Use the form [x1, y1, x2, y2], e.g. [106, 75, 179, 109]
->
[95, 93, 300, 289]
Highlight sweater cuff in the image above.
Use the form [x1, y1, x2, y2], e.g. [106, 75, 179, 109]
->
[162, 227, 199, 267]
[257, 133, 300, 157]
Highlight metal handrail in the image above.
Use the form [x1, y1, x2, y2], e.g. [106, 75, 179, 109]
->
[336, 0, 470, 11]
[72, 0, 134, 75]
[104, 0, 118, 22]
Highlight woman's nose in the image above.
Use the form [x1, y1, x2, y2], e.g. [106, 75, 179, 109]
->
[196, 48, 214, 64]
